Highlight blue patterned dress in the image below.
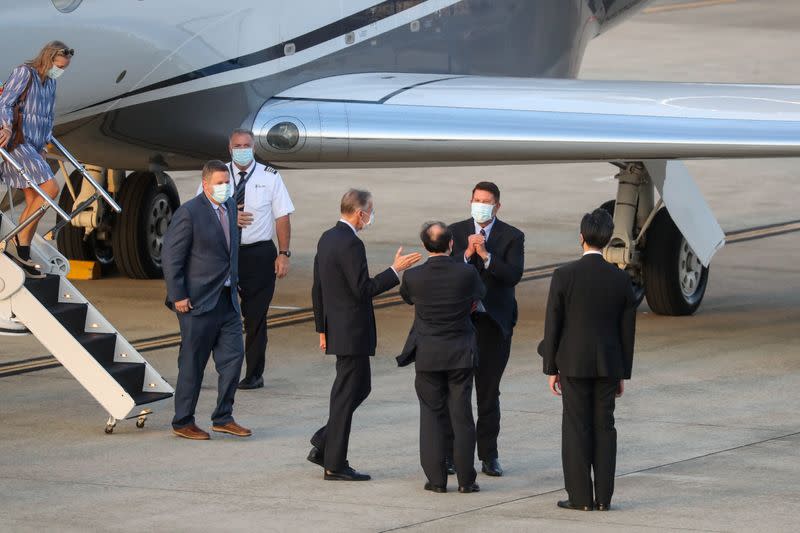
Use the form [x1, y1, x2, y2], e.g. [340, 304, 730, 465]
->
[0, 65, 57, 189]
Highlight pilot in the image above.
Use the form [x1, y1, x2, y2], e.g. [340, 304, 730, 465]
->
[202, 128, 295, 390]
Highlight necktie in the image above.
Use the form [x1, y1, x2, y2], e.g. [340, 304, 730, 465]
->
[235, 171, 247, 206]
[480, 229, 486, 238]
[217, 204, 230, 251]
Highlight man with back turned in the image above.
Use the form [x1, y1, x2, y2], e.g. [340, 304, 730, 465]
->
[307, 189, 421, 481]
[397, 221, 485, 494]
[539, 208, 637, 511]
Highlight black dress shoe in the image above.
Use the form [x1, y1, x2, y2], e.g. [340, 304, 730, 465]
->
[458, 483, 480, 493]
[307, 446, 324, 467]
[557, 500, 592, 511]
[595, 503, 610, 511]
[481, 458, 503, 477]
[238, 376, 264, 390]
[445, 457, 456, 475]
[324, 466, 371, 481]
[424, 482, 447, 493]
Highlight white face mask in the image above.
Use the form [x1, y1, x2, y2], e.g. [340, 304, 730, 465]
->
[47, 66, 64, 80]
[210, 183, 230, 203]
[471, 202, 494, 224]
[231, 147, 254, 167]
[359, 209, 374, 231]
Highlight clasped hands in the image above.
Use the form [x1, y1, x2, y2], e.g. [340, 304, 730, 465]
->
[465, 234, 489, 261]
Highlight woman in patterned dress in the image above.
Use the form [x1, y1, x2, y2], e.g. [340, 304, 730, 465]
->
[0, 41, 73, 277]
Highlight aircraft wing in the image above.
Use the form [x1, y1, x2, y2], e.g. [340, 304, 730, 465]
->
[253, 73, 800, 166]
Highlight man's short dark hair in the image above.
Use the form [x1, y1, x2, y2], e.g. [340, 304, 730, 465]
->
[420, 221, 452, 253]
[580, 208, 614, 249]
[202, 159, 229, 181]
[472, 181, 500, 202]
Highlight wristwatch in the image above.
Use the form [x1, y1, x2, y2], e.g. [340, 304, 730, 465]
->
[279, 250, 291, 258]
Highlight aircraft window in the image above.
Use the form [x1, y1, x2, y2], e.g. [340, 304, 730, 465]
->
[267, 122, 300, 151]
[51, 0, 82, 13]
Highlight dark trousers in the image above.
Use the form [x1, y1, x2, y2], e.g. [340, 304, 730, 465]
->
[560, 376, 619, 507]
[239, 241, 277, 380]
[311, 355, 371, 471]
[416, 368, 477, 488]
[172, 288, 244, 428]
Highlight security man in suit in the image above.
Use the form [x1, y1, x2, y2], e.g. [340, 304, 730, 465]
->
[446, 181, 524, 476]
[539, 208, 637, 512]
[308, 189, 421, 481]
[163, 160, 251, 440]
[397, 221, 485, 494]
[206, 128, 295, 390]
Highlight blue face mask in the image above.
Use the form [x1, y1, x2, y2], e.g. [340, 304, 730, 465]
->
[471, 202, 494, 224]
[47, 66, 64, 80]
[211, 183, 230, 203]
[231, 147, 254, 167]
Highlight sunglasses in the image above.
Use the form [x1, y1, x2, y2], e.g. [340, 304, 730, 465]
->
[57, 48, 75, 57]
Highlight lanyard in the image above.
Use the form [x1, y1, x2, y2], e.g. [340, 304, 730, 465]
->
[229, 162, 257, 192]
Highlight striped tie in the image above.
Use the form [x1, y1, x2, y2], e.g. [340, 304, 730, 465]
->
[235, 171, 247, 206]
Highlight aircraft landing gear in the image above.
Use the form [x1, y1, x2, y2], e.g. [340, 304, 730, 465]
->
[602, 163, 712, 316]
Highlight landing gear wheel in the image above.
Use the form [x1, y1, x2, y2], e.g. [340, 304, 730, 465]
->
[599, 199, 645, 307]
[643, 208, 709, 316]
[56, 170, 115, 273]
[112, 171, 180, 279]
[104, 416, 117, 434]
[136, 416, 146, 429]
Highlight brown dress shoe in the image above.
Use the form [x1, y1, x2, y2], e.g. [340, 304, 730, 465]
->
[211, 420, 252, 437]
[172, 424, 210, 440]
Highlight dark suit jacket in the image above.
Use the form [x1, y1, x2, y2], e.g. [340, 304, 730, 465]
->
[539, 253, 637, 379]
[162, 194, 240, 316]
[396, 256, 486, 371]
[312, 221, 399, 356]
[449, 218, 525, 338]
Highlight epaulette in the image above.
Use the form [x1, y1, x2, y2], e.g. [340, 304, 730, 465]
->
[264, 165, 278, 174]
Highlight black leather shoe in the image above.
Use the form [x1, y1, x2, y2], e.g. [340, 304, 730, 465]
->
[557, 500, 592, 511]
[445, 457, 456, 475]
[424, 482, 447, 493]
[238, 376, 264, 390]
[458, 483, 480, 493]
[481, 458, 503, 477]
[595, 503, 610, 511]
[307, 446, 324, 467]
[324, 466, 371, 481]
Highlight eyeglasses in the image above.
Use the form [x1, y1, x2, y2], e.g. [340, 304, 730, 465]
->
[57, 48, 75, 57]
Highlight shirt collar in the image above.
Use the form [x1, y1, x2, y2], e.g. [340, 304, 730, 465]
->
[205, 194, 226, 211]
[230, 160, 256, 177]
[339, 218, 358, 235]
[474, 217, 496, 236]
[583, 250, 603, 256]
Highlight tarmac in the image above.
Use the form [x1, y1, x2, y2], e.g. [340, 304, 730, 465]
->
[2, 1, 800, 531]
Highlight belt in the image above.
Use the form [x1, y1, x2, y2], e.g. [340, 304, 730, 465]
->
[240, 240, 275, 249]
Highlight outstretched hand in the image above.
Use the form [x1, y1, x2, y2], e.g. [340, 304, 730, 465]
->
[392, 247, 422, 272]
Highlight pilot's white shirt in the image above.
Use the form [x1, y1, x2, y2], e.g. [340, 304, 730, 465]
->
[197, 161, 295, 246]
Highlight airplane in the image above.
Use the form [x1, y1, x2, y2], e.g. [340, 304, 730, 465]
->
[1, 0, 799, 321]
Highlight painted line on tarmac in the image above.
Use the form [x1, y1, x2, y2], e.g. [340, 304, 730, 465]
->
[643, 0, 736, 15]
[1, 218, 798, 378]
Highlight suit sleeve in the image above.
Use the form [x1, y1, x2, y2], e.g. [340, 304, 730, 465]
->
[0, 66, 30, 128]
[486, 231, 524, 286]
[340, 238, 399, 302]
[540, 269, 564, 375]
[400, 275, 413, 305]
[312, 253, 324, 333]
[620, 279, 637, 379]
[162, 206, 193, 304]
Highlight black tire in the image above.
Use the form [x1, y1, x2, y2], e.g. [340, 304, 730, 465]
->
[643, 208, 709, 316]
[598, 198, 645, 307]
[56, 170, 115, 273]
[112, 171, 180, 279]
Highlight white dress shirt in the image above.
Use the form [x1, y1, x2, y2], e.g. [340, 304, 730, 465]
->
[196, 161, 295, 246]
[583, 250, 604, 256]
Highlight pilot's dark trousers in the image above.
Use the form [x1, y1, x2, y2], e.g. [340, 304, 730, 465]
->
[172, 287, 244, 429]
[560, 376, 618, 507]
[416, 368, 477, 489]
[239, 240, 277, 380]
[310, 355, 371, 471]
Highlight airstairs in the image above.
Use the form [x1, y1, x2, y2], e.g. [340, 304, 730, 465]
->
[1, 140, 173, 433]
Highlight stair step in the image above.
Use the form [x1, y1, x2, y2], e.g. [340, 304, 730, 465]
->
[75, 333, 117, 366]
[50, 302, 88, 336]
[132, 391, 174, 406]
[105, 362, 146, 395]
[24, 275, 60, 307]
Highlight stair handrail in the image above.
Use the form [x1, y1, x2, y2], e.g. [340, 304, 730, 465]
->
[48, 136, 121, 213]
